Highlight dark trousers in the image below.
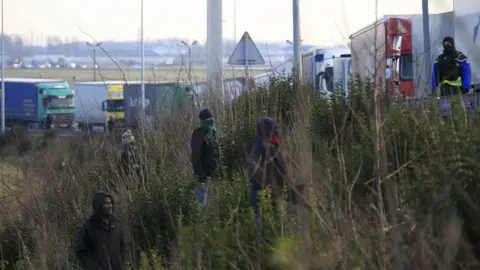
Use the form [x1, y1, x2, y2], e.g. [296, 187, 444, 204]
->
[440, 84, 461, 96]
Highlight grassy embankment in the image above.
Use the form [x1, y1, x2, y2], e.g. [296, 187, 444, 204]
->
[0, 73, 480, 269]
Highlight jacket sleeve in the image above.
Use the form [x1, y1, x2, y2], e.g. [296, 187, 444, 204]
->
[75, 224, 101, 269]
[190, 130, 205, 178]
[431, 60, 438, 93]
[120, 223, 129, 265]
[458, 53, 471, 90]
[271, 147, 287, 189]
[247, 144, 265, 186]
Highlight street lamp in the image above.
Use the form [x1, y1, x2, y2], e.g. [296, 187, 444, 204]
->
[181, 40, 198, 79]
[1, 0, 5, 134]
[85, 41, 102, 81]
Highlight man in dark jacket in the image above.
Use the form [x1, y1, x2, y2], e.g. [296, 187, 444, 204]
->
[190, 108, 220, 206]
[248, 117, 307, 236]
[76, 191, 128, 270]
[248, 117, 287, 222]
[431, 36, 471, 96]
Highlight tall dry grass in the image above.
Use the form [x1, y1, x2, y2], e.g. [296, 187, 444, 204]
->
[0, 73, 480, 270]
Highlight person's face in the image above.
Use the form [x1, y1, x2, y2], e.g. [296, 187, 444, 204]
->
[101, 197, 113, 216]
[443, 41, 454, 51]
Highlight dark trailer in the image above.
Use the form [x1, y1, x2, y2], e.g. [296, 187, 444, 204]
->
[124, 82, 193, 128]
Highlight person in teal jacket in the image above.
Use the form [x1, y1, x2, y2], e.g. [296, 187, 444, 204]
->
[431, 36, 471, 96]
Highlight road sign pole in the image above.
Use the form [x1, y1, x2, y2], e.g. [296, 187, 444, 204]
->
[244, 35, 249, 91]
[228, 32, 265, 92]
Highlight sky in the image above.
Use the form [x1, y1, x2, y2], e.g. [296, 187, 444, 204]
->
[5, 0, 453, 46]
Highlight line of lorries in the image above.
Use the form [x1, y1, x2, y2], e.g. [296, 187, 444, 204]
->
[256, 0, 480, 100]
[0, 78, 194, 131]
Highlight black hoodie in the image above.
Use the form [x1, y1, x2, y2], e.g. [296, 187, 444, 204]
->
[75, 192, 127, 270]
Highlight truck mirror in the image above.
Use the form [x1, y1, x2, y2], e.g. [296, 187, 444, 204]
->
[385, 68, 391, 80]
[101, 100, 107, 111]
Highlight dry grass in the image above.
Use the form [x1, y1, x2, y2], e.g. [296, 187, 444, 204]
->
[0, 70, 479, 269]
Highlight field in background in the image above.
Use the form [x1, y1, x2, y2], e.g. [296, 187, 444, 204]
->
[5, 66, 268, 86]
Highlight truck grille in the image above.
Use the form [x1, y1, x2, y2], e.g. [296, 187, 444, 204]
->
[54, 114, 74, 123]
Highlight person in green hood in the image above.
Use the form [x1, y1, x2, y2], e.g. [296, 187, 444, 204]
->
[190, 108, 220, 206]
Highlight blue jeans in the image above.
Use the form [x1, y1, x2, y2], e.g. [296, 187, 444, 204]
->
[196, 178, 215, 206]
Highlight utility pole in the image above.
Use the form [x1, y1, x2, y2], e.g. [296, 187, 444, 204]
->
[140, 0, 145, 117]
[233, 0, 237, 79]
[86, 41, 102, 81]
[422, 0, 432, 94]
[292, 0, 302, 82]
[1, 0, 4, 134]
[181, 40, 198, 79]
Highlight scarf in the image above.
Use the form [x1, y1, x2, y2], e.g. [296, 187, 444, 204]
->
[200, 118, 217, 139]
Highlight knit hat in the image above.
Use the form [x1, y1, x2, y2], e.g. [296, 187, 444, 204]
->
[443, 36, 454, 46]
[199, 109, 213, 120]
[121, 129, 135, 145]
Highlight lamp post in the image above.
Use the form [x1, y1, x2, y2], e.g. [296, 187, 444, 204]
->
[181, 40, 198, 79]
[292, 0, 302, 81]
[140, 0, 145, 117]
[233, 0, 236, 78]
[1, 0, 4, 134]
[85, 41, 102, 81]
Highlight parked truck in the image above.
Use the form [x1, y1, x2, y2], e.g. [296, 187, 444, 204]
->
[124, 82, 194, 129]
[0, 78, 75, 128]
[74, 81, 126, 132]
[302, 46, 352, 96]
[350, 2, 479, 99]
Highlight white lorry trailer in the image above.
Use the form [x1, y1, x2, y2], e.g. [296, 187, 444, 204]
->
[74, 81, 126, 132]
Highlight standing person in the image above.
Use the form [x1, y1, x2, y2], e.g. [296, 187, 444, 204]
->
[120, 129, 142, 185]
[190, 108, 220, 206]
[432, 36, 471, 96]
[76, 191, 128, 270]
[248, 117, 307, 237]
[248, 117, 287, 229]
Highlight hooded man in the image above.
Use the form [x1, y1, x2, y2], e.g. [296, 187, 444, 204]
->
[432, 36, 472, 96]
[76, 192, 127, 270]
[247, 117, 287, 221]
[190, 108, 220, 206]
[248, 117, 308, 236]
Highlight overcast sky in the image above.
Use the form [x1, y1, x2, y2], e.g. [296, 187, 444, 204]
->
[5, 0, 452, 45]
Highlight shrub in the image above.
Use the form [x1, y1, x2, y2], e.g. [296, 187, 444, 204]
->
[1, 76, 480, 269]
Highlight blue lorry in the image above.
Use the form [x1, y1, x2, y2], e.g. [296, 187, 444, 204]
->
[0, 78, 76, 128]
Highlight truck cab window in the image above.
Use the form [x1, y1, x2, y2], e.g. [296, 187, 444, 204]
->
[400, 54, 413, 81]
[46, 96, 75, 109]
[105, 100, 125, 112]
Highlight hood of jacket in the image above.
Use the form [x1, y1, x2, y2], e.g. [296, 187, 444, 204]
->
[91, 191, 114, 216]
[256, 117, 278, 138]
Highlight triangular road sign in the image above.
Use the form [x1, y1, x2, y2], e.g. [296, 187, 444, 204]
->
[228, 32, 265, 65]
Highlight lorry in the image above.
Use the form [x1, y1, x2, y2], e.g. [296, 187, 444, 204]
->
[0, 78, 75, 128]
[74, 81, 126, 132]
[350, 2, 480, 99]
[302, 46, 352, 96]
[254, 46, 352, 97]
[124, 82, 194, 129]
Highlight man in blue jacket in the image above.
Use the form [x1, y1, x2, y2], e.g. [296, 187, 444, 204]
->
[248, 117, 308, 239]
[432, 36, 471, 96]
